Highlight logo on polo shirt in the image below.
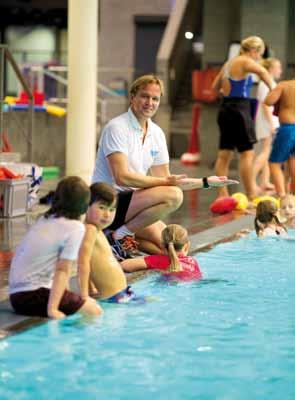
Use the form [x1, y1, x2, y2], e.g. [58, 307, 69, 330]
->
[150, 150, 159, 158]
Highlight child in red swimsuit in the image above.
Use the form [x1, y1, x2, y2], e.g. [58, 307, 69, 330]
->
[121, 224, 202, 281]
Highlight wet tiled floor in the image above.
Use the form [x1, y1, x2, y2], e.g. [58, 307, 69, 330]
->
[0, 160, 247, 303]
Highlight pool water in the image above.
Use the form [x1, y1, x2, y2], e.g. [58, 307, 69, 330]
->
[1, 232, 295, 399]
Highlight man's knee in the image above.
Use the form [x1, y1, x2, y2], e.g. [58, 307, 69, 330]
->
[165, 186, 183, 210]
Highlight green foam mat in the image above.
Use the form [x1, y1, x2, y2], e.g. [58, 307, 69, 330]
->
[42, 166, 60, 181]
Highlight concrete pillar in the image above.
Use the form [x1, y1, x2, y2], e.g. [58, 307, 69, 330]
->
[66, 0, 98, 183]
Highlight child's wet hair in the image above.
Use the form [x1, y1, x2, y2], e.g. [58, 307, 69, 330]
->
[254, 200, 286, 235]
[161, 224, 189, 272]
[45, 176, 90, 220]
[89, 182, 118, 207]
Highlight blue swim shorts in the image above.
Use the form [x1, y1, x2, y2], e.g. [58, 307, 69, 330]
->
[269, 124, 295, 163]
[103, 286, 146, 304]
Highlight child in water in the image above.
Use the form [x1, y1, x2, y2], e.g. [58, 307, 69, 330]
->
[280, 194, 295, 227]
[9, 176, 102, 319]
[254, 200, 287, 237]
[121, 224, 202, 281]
[78, 182, 144, 303]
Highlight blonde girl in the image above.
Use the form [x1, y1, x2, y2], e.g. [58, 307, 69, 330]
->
[121, 224, 202, 281]
[254, 58, 282, 192]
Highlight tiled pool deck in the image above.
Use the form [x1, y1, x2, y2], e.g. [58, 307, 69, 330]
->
[0, 160, 254, 337]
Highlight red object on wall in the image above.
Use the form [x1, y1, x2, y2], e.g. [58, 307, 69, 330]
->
[16, 91, 45, 105]
[188, 104, 201, 154]
[15, 91, 29, 104]
[180, 104, 201, 165]
[192, 68, 220, 103]
[33, 91, 45, 105]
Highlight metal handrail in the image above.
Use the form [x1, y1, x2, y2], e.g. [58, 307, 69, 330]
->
[0, 44, 34, 161]
[32, 66, 122, 98]
[29, 65, 127, 126]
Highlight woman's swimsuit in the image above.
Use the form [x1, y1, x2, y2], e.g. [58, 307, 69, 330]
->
[218, 64, 256, 152]
[228, 75, 253, 98]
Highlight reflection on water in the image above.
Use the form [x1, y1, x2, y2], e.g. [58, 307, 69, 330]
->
[195, 278, 231, 286]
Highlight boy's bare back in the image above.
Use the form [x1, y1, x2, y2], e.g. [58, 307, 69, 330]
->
[90, 231, 127, 299]
[278, 81, 295, 123]
[266, 80, 295, 123]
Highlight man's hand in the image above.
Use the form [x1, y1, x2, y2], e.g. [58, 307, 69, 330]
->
[164, 175, 239, 191]
[172, 176, 239, 191]
[47, 309, 66, 320]
[207, 176, 239, 187]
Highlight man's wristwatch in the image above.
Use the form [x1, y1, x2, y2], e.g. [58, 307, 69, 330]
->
[202, 177, 210, 189]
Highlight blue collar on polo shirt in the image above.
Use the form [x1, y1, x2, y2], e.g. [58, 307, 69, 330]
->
[128, 107, 151, 136]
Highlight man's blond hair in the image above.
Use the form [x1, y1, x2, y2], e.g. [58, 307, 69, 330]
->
[129, 75, 164, 97]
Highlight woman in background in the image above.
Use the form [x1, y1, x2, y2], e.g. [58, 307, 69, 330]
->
[212, 36, 274, 200]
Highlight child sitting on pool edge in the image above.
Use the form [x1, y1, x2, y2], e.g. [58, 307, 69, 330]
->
[255, 200, 287, 237]
[9, 176, 102, 319]
[121, 224, 202, 281]
[78, 182, 144, 303]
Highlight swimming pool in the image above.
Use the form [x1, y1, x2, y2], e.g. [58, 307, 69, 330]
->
[1, 231, 295, 399]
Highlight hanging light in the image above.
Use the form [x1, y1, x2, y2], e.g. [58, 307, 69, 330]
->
[185, 31, 194, 40]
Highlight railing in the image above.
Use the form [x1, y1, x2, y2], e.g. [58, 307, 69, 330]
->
[26, 65, 129, 127]
[0, 44, 34, 160]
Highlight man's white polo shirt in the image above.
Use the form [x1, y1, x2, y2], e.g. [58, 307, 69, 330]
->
[92, 108, 169, 191]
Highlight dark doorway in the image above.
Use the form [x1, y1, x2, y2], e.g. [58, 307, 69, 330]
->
[134, 16, 168, 78]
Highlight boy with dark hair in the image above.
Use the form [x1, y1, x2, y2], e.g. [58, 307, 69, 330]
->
[78, 182, 143, 303]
